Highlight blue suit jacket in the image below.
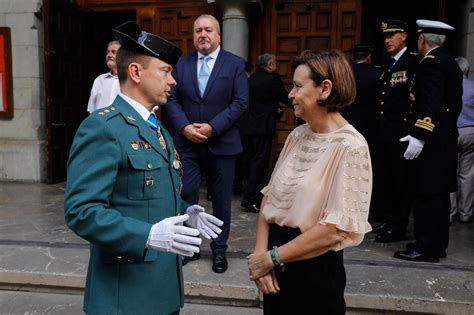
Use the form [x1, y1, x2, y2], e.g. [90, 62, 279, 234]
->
[164, 48, 248, 155]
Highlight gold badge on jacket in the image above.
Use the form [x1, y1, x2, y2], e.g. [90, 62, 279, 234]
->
[390, 71, 408, 86]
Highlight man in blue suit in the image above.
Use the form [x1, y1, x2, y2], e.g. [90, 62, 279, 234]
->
[164, 14, 249, 273]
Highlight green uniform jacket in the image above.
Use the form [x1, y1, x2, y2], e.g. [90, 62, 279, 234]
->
[64, 95, 189, 315]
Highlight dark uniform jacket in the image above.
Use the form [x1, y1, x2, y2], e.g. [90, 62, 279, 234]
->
[377, 49, 420, 142]
[410, 47, 463, 193]
[239, 69, 292, 135]
[65, 96, 188, 315]
[343, 62, 380, 145]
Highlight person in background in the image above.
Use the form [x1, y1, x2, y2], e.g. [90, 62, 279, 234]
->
[87, 40, 121, 113]
[394, 19, 462, 263]
[164, 14, 248, 273]
[343, 43, 379, 150]
[239, 53, 292, 213]
[371, 20, 420, 243]
[247, 50, 372, 314]
[450, 57, 474, 224]
[65, 22, 223, 314]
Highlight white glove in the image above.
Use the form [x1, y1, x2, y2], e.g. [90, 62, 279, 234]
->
[186, 205, 224, 239]
[147, 214, 202, 257]
[399, 135, 425, 160]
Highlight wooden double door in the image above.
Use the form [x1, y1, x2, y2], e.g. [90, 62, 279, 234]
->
[44, 0, 360, 182]
[261, 0, 361, 168]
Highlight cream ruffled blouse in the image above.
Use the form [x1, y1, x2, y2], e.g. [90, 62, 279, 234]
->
[261, 123, 373, 250]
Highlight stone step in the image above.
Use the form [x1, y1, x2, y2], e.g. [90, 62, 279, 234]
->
[0, 290, 263, 315]
[0, 244, 473, 314]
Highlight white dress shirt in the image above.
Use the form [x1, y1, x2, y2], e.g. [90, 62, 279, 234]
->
[87, 72, 120, 113]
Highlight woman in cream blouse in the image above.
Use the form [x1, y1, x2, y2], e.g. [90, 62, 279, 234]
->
[247, 50, 372, 314]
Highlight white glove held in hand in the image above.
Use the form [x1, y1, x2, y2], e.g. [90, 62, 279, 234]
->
[400, 135, 425, 160]
[147, 214, 202, 257]
[186, 205, 224, 239]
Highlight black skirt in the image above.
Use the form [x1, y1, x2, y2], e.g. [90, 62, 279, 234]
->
[263, 224, 346, 315]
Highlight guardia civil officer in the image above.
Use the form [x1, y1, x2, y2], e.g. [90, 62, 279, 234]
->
[394, 19, 462, 263]
[371, 20, 420, 243]
[64, 22, 223, 314]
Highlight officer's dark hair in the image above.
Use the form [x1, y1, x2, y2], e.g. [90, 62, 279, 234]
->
[292, 50, 355, 112]
[116, 45, 152, 83]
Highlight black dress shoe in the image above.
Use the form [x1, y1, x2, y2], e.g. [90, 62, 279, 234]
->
[375, 230, 406, 243]
[405, 242, 418, 251]
[241, 203, 260, 213]
[371, 222, 388, 234]
[405, 243, 447, 258]
[212, 253, 228, 273]
[459, 217, 472, 224]
[393, 250, 440, 263]
[182, 252, 200, 266]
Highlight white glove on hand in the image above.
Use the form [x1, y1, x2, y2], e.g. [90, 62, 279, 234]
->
[186, 205, 224, 239]
[399, 135, 425, 160]
[147, 214, 202, 257]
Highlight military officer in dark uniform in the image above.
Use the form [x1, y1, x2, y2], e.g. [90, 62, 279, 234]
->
[343, 43, 380, 149]
[394, 20, 462, 262]
[64, 22, 223, 314]
[371, 20, 420, 243]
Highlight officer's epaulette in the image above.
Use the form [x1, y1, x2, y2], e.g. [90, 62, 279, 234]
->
[420, 55, 435, 63]
[96, 105, 119, 120]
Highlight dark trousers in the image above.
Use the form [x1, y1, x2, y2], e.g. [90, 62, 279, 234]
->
[371, 140, 412, 233]
[241, 134, 274, 207]
[413, 193, 450, 258]
[180, 145, 236, 253]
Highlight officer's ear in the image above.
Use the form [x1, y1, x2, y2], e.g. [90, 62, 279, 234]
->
[128, 62, 142, 83]
[401, 32, 407, 42]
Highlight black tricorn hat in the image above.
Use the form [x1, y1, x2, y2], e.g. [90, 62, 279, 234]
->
[381, 19, 408, 33]
[352, 43, 375, 57]
[112, 21, 182, 68]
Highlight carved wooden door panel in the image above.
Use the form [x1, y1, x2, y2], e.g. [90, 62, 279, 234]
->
[270, 0, 361, 169]
[137, 3, 214, 119]
[149, 4, 215, 54]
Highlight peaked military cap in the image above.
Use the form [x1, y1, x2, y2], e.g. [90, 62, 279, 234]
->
[113, 21, 182, 67]
[352, 43, 375, 57]
[416, 19, 454, 36]
[381, 19, 407, 33]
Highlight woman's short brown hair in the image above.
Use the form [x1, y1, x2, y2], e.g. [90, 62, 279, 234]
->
[293, 50, 355, 112]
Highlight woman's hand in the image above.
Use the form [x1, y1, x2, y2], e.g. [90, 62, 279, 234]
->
[247, 250, 274, 280]
[254, 270, 280, 294]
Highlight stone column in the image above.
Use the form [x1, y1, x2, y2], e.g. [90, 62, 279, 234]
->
[214, 0, 249, 60]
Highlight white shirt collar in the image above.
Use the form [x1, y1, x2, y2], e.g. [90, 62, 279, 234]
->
[392, 46, 407, 62]
[197, 45, 221, 60]
[119, 93, 152, 122]
[105, 71, 118, 78]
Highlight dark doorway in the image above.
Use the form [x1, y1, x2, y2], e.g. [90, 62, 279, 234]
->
[44, 0, 135, 183]
[87, 10, 136, 90]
